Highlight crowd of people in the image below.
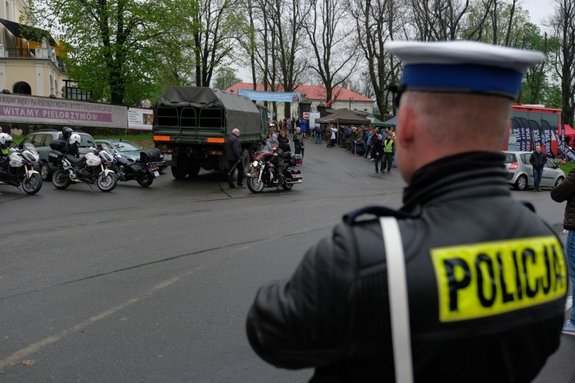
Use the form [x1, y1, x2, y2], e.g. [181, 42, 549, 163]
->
[323, 124, 398, 174]
[263, 119, 398, 175]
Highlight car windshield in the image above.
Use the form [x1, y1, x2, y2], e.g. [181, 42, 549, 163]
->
[113, 141, 141, 152]
[80, 135, 95, 148]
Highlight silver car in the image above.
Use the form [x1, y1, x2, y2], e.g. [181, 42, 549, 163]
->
[503, 151, 565, 191]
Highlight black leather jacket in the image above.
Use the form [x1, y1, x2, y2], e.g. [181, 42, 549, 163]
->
[62, 141, 80, 157]
[551, 167, 575, 230]
[225, 133, 241, 161]
[247, 152, 567, 383]
[529, 151, 547, 168]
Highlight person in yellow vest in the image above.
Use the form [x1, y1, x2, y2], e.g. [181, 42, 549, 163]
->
[382, 133, 395, 174]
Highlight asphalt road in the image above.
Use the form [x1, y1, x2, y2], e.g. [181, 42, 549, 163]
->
[0, 139, 574, 382]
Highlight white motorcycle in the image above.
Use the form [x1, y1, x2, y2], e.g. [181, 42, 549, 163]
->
[0, 144, 42, 195]
[50, 148, 118, 192]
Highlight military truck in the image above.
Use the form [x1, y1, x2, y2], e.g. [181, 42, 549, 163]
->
[152, 87, 268, 179]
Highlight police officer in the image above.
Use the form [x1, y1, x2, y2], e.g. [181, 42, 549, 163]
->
[0, 132, 12, 173]
[62, 128, 79, 156]
[60, 127, 88, 178]
[246, 40, 568, 382]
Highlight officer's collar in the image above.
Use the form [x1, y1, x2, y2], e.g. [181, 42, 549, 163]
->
[402, 151, 507, 208]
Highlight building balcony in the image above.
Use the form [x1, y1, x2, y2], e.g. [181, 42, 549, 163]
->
[0, 46, 66, 72]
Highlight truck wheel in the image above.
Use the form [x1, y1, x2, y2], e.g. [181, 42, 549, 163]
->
[171, 165, 188, 180]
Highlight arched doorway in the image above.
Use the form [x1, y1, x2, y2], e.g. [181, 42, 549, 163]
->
[13, 82, 31, 95]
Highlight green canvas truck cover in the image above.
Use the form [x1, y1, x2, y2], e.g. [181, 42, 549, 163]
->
[155, 87, 262, 136]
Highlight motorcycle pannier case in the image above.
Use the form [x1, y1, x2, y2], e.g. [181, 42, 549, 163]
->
[140, 148, 162, 163]
[48, 150, 63, 163]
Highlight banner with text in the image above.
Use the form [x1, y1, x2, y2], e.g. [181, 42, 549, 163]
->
[0, 94, 128, 129]
[128, 108, 154, 130]
[238, 89, 301, 103]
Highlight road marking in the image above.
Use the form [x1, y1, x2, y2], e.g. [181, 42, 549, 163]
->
[567, 296, 573, 311]
[0, 273, 190, 371]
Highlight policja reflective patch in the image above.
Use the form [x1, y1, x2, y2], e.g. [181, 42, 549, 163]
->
[431, 236, 566, 322]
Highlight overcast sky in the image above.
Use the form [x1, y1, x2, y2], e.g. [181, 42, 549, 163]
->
[522, 0, 556, 26]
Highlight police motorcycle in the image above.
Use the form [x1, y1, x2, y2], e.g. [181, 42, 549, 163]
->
[246, 146, 302, 193]
[108, 147, 163, 187]
[49, 132, 118, 192]
[0, 133, 42, 195]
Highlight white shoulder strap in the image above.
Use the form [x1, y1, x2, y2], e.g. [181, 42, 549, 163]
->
[379, 217, 414, 383]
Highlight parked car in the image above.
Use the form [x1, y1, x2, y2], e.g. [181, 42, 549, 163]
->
[503, 150, 565, 191]
[19, 130, 96, 181]
[95, 139, 166, 171]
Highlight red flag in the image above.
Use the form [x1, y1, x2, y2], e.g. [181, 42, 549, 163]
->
[326, 96, 335, 108]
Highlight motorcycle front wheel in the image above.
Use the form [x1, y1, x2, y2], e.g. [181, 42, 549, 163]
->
[247, 175, 265, 193]
[136, 172, 154, 187]
[97, 172, 118, 192]
[52, 170, 71, 190]
[22, 173, 42, 195]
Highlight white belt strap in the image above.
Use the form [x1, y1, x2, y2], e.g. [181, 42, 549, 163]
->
[379, 217, 414, 383]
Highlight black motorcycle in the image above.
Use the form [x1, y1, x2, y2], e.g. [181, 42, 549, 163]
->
[109, 148, 163, 187]
[0, 143, 42, 195]
[246, 149, 302, 193]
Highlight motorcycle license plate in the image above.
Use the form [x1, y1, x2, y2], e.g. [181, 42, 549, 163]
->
[153, 170, 160, 177]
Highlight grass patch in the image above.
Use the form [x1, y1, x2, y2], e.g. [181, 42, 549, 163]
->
[92, 132, 153, 141]
[559, 162, 575, 174]
[92, 132, 155, 149]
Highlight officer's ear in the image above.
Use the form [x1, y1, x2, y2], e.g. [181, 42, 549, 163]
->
[396, 103, 415, 149]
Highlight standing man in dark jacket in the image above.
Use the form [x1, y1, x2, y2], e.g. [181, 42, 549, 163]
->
[529, 144, 546, 191]
[371, 133, 384, 173]
[551, 168, 575, 335]
[246, 41, 567, 383]
[226, 128, 243, 189]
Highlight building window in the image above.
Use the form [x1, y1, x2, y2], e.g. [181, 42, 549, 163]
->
[63, 79, 91, 101]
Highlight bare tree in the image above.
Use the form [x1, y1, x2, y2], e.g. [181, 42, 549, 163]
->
[252, 0, 278, 116]
[188, 0, 243, 87]
[243, 0, 258, 89]
[304, 0, 358, 105]
[265, 0, 311, 118]
[410, 0, 471, 41]
[461, 0, 496, 41]
[551, 0, 575, 126]
[351, 0, 404, 116]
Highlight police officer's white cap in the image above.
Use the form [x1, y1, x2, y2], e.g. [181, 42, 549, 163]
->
[386, 40, 545, 99]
